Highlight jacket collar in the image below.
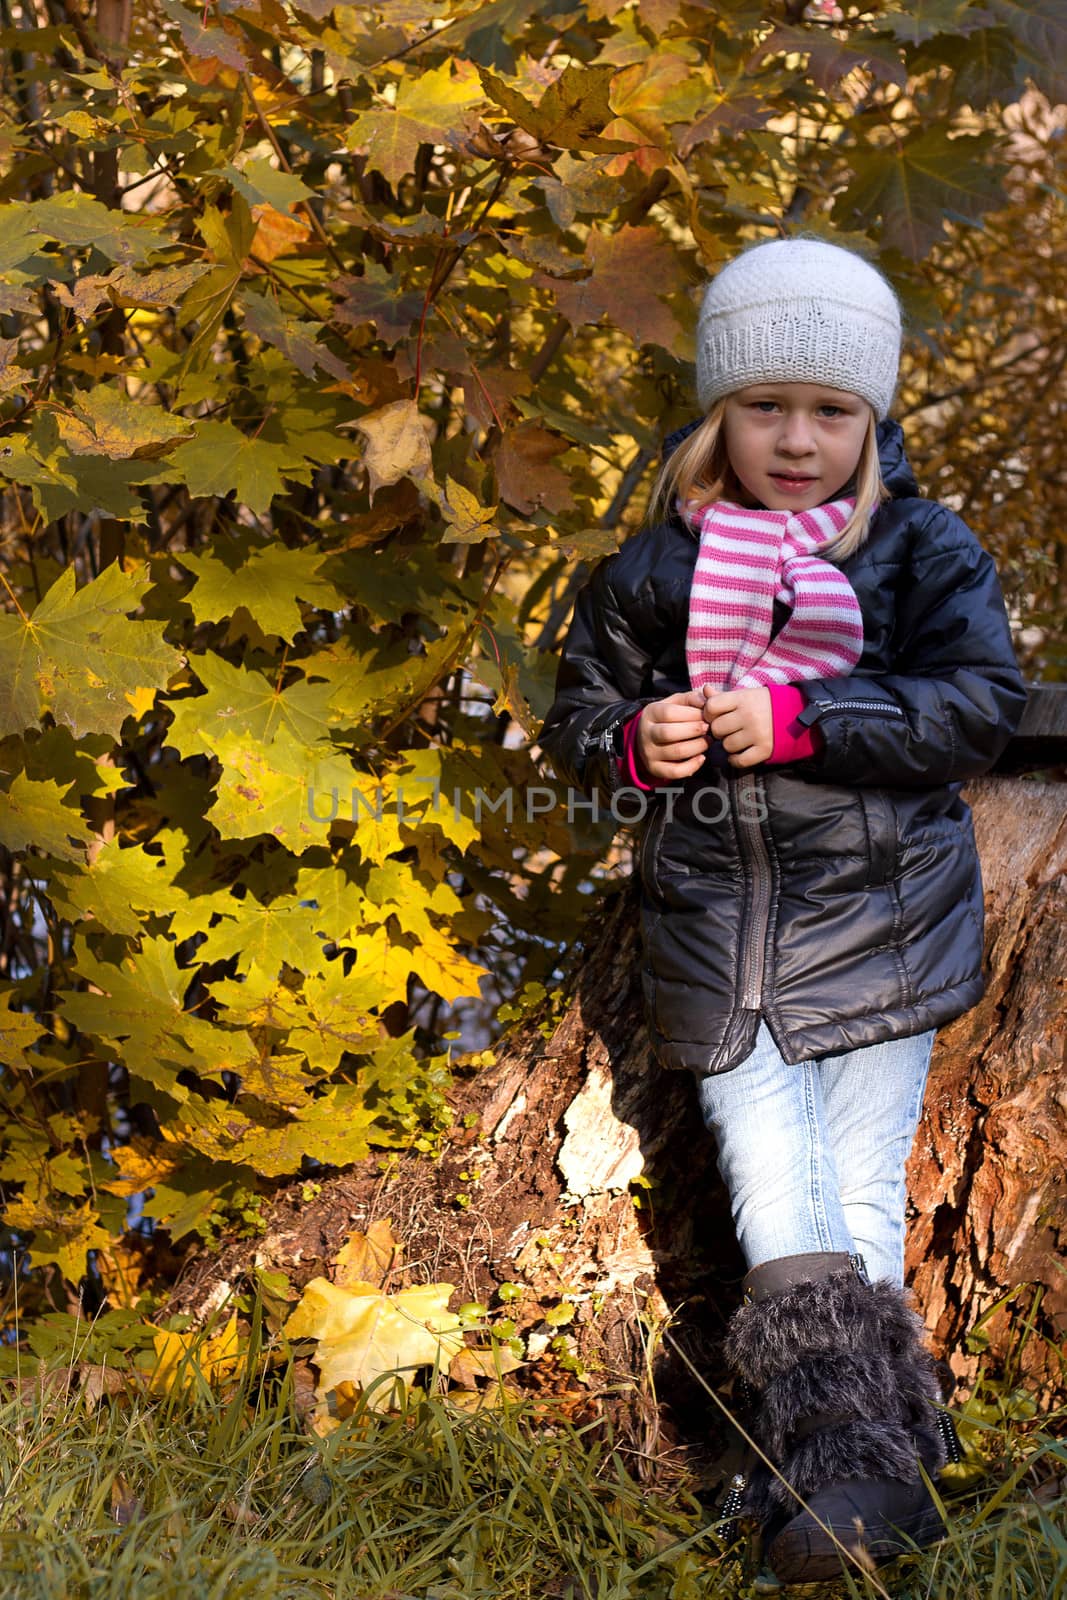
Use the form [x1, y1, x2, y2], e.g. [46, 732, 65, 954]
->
[660, 417, 919, 538]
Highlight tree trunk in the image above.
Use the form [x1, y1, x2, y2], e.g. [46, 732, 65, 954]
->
[906, 777, 1067, 1401]
[169, 775, 1067, 1432]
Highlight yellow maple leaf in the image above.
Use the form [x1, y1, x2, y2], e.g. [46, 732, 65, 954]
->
[400, 921, 490, 1005]
[284, 1278, 463, 1414]
[95, 1244, 147, 1310]
[124, 684, 160, 720]
[146, 1312, 242, 1395]
[102, 1138, 183, 1198]
[448, 1342, 524, 1409]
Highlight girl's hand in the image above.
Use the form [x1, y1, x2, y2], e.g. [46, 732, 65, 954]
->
[635, 691, 711, 780]
[701, 686, 774, 767]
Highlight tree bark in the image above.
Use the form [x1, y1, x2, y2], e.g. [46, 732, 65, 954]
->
[906, 777, 1067, 1401]
[169, 775, 1067, 1427]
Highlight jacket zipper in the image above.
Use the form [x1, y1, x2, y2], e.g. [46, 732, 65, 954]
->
[827, 699, 905, 715]
[732, 773, 772, 1010]
[797, 695, 907, 727]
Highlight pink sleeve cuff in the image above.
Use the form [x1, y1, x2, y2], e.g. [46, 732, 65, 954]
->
[766, 685, 825, 764]
[616, 708, 663, 790]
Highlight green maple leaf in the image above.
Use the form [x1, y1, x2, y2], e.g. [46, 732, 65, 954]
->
[168, 419, 309, 514]
[346, 59, 485, 184]
[261, 391, 356, 470]
[242, 292, 351, 383]
[185, 1087, 378, 1177]
[12, 726, 128, 802]
[204, 725, 360, 855]
[44, 836, 191, 937]
[172, 264, 243, 394]
[315, 544, 480, 627]
[985, 0, 1067, 101]
[307, 623, 465, 730]
[3, 1194, 112, 1285]
[879, 0, 989, 46]
[198, 201, 256, 271]
[834, 127, 1005, 258]
[217, 156, 314, 214]
[392, 746, 481, 852]
[229, 1050, 324, 1108]
[22, 192, 172, 264]
[207, 963, 316, 1033]
[207, 960, 379, 1075]
[0, 987, 47, 1070]
[0, 435, 76, 501]
[0, 772, 93, 862]
[295, 958, 389, 1073]
[0, 564, 184, 740]
[195, 893, 330, 979]
[0, 203, 54, 274]
[0, 428, 164, 524]
[138, 1155, 237, 1239]
[59, 935, 257, 1098]
[164, 651, 336, 760]
[174, 542, 348, 644]
[290, 865, 365, 941]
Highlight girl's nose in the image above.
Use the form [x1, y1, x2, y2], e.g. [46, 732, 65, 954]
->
[779, 414, 816, 454]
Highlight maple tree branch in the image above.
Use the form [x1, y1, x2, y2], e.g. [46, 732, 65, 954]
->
[240, 72, 349, 279]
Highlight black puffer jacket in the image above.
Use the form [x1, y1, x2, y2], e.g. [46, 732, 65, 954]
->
[537, 420, 1028, 1076]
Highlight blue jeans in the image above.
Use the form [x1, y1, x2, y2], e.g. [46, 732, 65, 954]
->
[694, 1020, 936, 1286]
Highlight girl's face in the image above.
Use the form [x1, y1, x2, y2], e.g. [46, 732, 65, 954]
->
[722, 383, 870, 512]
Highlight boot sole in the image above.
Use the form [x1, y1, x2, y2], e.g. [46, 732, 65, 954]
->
[767, 1507, 946, 1584]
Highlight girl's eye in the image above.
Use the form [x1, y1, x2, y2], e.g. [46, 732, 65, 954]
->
[748, 403, 844, 416]
[751, 401, 779, 413]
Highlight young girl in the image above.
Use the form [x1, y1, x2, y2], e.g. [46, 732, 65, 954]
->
[537, 237, 1027, 1586]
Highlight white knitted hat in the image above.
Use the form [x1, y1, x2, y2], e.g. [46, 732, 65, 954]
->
[695, 238, 902, 420]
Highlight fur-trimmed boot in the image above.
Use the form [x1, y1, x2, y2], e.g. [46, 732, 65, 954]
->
[723, 1251, 955, 1586]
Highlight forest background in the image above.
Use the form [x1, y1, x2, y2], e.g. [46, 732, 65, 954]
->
[0, 0, 1064, 1577]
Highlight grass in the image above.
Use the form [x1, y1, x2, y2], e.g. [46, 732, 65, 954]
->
[0, 1322, 1064, 1600]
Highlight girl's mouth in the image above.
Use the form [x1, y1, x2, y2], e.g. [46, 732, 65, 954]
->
[770, 473, 816, 488]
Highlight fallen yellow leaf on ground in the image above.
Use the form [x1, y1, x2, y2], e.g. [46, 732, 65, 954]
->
[284, 1278, 463, 1413]
[146, 1312, 242, 1395]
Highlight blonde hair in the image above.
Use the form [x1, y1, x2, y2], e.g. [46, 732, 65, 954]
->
[646, 402, 891, 565]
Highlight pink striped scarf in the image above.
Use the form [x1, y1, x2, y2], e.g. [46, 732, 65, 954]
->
[681, 497, 865, 691]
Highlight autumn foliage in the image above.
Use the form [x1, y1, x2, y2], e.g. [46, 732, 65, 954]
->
[0, 0, 1062, 1331]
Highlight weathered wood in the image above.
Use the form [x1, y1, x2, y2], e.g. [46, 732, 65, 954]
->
[995, 683, 1067, 773]
[906, 777, 1067, 1399]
